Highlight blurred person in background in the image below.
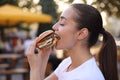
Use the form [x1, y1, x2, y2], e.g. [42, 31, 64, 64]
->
[48, 47, 62, 71]
[26, 3, 118, 80]
[3, 37, 13, 53]
[0, 38, 4, 53]
[23, 35, 33, 54]
[14, 37, 24, 53]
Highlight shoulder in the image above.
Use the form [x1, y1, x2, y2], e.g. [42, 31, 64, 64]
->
[80, 57, 105, 80]
[54, 57, 71, 76]
[62, 57, 71, 64]
[57, 57, 71, 68]
[71, 57, 104, 80]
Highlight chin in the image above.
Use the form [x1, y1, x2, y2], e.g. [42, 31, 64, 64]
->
[55, 45, 66, 50]
[54, 41, 68, 50]
[54, 45, 61, 50]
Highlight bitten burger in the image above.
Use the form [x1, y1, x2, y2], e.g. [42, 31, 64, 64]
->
[36, 30, 60, 49]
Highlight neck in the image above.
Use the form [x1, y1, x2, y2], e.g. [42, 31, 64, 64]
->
[67, 45, 93, 71]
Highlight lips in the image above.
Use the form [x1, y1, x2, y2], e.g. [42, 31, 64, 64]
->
[54, 33, 61, 40]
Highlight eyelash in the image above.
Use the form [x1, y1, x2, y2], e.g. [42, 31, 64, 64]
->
[58, 21, 64, 26]
[60, 23, 64, 26]
[58, 19, 65, 26]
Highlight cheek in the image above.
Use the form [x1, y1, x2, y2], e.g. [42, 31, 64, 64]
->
[56, 33, 76, 49]
[55, 24, 78, 49]
[64, 39, 76, 49]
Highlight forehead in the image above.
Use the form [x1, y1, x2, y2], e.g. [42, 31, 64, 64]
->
[60, 6, 77, 21]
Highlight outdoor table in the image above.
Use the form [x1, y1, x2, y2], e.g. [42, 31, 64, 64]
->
[0, 53, 23, 68]
[0, 54, 22, 59]
[0, 53, 29, 80]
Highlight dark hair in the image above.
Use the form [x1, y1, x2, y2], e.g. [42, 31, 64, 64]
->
[71, 3, 118, 80]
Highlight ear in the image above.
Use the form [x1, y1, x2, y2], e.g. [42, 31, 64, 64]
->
[77, 28, 89, 40]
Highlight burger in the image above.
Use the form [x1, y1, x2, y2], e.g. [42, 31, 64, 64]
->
[36, 30, 60, 49]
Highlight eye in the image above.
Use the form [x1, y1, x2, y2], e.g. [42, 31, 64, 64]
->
[60, 23, 64, 26]
[58, 18, 65, 26]
[58, 21, 65, 26]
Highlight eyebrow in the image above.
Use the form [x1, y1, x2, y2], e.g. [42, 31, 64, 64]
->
[60, 16, 67, 20]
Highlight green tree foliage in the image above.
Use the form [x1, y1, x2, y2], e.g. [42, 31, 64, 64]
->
[39, 0, 58, 20]
[67, 0, 120, 17]
[0, 0, 18, 6]
[36, 0, 58, 36]
[93, 0, 120, 17]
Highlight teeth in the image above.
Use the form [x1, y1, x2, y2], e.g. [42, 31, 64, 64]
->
[55, 35, 60, 40]
[54, 33, 60, 40]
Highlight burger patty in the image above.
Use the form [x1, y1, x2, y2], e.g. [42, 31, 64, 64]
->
[39, 33, 54, 43]
[38, 38, 53, 48]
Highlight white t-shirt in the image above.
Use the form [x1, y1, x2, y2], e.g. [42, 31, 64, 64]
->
[54, 57, 105, 80]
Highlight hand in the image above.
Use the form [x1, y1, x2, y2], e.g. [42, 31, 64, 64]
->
[25, 37, 52, 71]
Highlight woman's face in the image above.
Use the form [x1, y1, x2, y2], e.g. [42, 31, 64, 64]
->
[52, 6, 79, 50]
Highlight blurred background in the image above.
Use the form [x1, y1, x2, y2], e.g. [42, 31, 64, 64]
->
[0, 0, 120, 80]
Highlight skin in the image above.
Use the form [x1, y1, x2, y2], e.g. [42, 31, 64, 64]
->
[26, 6, 93, 80]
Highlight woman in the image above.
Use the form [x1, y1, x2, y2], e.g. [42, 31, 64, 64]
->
[26, 3, 118, 80]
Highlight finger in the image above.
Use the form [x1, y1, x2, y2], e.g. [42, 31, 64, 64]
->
[25, 37, 38, 56]
[35, 36, 41, 43]
[37, 47, 52, 57]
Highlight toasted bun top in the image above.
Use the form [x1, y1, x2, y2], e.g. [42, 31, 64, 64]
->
[38, 30, 54, 42]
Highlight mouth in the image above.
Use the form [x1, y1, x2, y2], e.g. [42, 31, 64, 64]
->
[54, 33, 61, 40]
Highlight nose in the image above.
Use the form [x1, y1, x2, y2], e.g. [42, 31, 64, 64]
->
[52, 22, 58, 31]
